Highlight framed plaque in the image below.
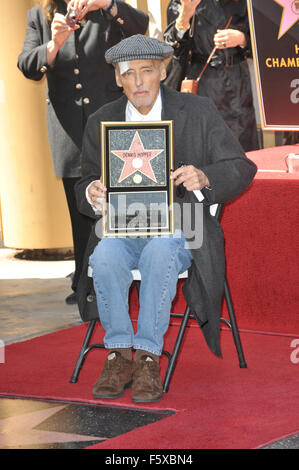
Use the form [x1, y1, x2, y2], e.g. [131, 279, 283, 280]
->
[101, 121, 174, 237]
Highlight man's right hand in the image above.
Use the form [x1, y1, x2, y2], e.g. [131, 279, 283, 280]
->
[87, 180, 107, 212]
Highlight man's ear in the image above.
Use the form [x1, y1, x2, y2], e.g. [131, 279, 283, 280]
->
[115, 65, 123, 88]
[160, 63, 167, 81]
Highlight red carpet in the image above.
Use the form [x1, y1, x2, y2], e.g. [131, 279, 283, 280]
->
[1, 322, 298, 449]
[1, 146, 298, 449]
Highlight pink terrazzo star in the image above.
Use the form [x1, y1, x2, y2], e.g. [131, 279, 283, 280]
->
[111, 131, 163, 183]
[274, 0, 299, 39]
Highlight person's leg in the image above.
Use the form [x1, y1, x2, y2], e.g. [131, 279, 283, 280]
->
[134, 231, 193, 355]
[89, 237, 147, 349]
[132, 231, 193, 402]
[62, 177, 92, 303]
[89, 237, 146, 398]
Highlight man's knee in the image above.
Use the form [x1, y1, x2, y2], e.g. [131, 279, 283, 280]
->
[141, 237, 178, 265]
[90, 239, 118, 275]
[90, 238, 134, 277]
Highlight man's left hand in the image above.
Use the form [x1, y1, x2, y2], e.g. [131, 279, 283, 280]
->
[170, 165, 210, 191]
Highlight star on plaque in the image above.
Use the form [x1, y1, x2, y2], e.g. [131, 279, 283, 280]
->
[275, 0, 299, 39]
[111, 131, 164, 183]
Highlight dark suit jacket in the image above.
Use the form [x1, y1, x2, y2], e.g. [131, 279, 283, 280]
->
[17, 1, 148, 177]
[75, 84, 257, 356]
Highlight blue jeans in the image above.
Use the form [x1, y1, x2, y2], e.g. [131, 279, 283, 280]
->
[89, 231, 193, 356]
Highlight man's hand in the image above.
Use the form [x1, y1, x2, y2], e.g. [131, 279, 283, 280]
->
[67, 0, 117, 20]
[87, 180, 107, 212]
[176, 0, 202, 30]
[170, 165, 210, 191]
[214, 29, 246, 49]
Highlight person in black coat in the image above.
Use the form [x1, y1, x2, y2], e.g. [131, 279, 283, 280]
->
[17, 0, 149, 304]
[164, 0, 259, 152]
[75, 34, 257, 403]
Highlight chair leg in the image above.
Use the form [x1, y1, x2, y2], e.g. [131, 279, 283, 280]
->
[163, 305, 191, 393]
[135, 280, 140, 296]
[224, 278, 247, 369]
[70, 320, 98, 383]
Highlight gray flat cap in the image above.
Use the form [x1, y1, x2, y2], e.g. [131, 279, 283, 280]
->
[105, 34, 174, 64]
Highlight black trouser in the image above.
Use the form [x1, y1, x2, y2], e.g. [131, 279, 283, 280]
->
[62, 177, 92, 292]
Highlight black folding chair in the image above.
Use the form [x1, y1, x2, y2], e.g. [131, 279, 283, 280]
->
[70, 203, 247, 391]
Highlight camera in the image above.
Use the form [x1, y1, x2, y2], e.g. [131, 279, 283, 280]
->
[65, 8, 79, 28]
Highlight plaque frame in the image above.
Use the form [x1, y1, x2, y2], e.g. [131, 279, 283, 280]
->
[101, 121, 174, 237]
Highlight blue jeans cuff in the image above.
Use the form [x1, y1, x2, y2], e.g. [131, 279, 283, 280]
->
[105, 343, 133, 350]
[133, 344, 161, 356]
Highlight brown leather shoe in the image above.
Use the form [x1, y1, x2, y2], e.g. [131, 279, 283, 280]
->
[132, 355, 163, 403]
[92, 351, 133, 399]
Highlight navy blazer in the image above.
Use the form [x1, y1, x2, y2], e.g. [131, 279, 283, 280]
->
[17, 1, 149, 177]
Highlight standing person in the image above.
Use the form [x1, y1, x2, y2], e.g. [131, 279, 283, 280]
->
[164, 0, 259, 152]
[17, 0, 149, 304]
[75, 34, 257, 402]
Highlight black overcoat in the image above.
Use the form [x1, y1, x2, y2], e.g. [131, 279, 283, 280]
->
[17, 1, 148, 177]
[75, 84, 257, 356]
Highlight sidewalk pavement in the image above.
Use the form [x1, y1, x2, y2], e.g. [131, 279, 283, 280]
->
[0, 248, 82, 345]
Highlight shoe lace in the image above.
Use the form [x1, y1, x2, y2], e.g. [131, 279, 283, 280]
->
[134, 357, 159, 385]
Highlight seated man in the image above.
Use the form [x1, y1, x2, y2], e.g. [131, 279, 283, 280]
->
[75, 34, 257, 403]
